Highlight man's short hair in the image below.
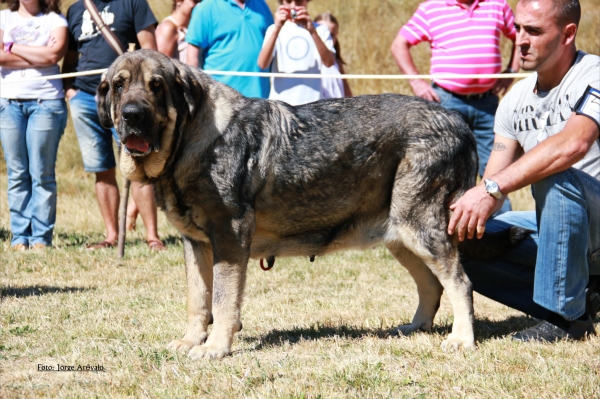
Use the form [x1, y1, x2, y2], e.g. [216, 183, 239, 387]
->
[521, 0, 581, 26]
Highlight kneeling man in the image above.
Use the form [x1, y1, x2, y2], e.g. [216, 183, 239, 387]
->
[449, 0, 600, 341]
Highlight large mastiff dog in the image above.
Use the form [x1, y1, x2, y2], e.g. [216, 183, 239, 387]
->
[98, 50, 480, 359]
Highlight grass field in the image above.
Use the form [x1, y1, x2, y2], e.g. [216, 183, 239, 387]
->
[1, 0, 600, 397]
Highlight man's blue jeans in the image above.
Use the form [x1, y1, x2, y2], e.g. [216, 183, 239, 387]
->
[0, 98, 67, 246]
[462, 168, 600, 322]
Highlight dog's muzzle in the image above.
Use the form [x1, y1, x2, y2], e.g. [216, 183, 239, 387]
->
[121, 104, 159, 156]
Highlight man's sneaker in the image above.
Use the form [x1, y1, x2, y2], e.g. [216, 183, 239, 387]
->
[512, 314, 595, 342]
[586, 276, 600, 320]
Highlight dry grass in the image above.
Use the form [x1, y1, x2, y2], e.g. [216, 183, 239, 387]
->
[2, 0, 600, 397]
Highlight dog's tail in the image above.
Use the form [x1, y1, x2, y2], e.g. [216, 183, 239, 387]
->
[457, 226, 533, 261]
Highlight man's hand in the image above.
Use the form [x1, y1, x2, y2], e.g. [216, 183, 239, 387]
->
[410, 79, 441, 102]
[448, 184, 498, 241]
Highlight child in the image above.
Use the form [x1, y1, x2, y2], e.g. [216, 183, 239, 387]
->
[257, 0, 335, 105]
[314, 13, 353, 98]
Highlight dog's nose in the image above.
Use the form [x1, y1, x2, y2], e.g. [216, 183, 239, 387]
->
[122, 104, 144, 124]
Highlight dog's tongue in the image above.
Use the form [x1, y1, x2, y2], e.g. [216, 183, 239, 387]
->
[125, 136, 149, 153]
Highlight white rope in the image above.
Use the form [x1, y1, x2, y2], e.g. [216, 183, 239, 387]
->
[1, 68, 531, 84]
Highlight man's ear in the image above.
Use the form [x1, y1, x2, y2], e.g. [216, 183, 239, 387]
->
[96, 80, 114, 128]
[563, 22, 577, 46]
[174, 62, 204, 119]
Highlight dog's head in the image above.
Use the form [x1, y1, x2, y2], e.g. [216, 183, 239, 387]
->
[97, 50, 204, 181]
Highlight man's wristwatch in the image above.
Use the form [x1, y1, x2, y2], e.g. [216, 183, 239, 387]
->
[483, 178, 503, 199]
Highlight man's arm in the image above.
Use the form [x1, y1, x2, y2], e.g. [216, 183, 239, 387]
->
[186, 43, 201, 67]
[137, 25, 157, 50]
[449, 135, 521, 240]
[62, 49, 79, 99]
[390, 34, 440, 102]
[449, 114, 600, 240]
[156, 20, 178, 57]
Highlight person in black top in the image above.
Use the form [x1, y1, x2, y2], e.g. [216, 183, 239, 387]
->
[62, 0, 165, 251]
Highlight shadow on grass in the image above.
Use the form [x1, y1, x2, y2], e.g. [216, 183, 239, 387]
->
[473, 315, 540, 340]
[241, 315, 540, 350]
[0, 226, 11, 242]
[241, 323, 388, 351]
[1, 285, 93, 298]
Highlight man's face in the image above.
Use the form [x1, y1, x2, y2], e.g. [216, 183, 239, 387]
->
[514, 0, 564, 72]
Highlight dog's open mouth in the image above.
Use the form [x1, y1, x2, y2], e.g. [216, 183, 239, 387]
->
[124, 135, 159, 156]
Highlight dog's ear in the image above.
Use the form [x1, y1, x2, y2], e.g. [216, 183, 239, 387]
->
[173, 62, 204, 118]
[96, 79, 114, 128]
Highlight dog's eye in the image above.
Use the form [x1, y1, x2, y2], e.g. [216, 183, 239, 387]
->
[114, 80, 124, 92]
[151, 79, 162, 90]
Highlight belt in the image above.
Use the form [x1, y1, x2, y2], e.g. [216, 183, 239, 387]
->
[433, 83, 493, 100]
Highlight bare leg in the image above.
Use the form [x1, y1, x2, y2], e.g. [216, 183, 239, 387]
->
[130, 182, 162, 246]
[94, 168, 119, 244]
[168, 238, 214, 352]
[126, 197, 138, 231]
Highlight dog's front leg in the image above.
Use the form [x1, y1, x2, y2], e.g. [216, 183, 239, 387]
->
[188, 215, 253, 360]
[168, 237, 214, 353]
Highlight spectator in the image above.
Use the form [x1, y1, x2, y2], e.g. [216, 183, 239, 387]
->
[257, 0, 335, 105]
[156, 0, 200, 62]
[391, 0, 520, 187]
[0, 0, 69, 251]
[450, 0, 600, 341]
[62, 0, 165, 251]
[185, 0, 273, 98]
[314, 12, 352, 99]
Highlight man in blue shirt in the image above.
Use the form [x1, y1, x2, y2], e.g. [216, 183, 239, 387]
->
[185, 0, 273, 98]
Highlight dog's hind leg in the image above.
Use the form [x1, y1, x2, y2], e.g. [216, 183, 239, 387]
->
[167, 237, 214, 354]
[388, 226, 476, 351]
[386, 242, 443, 336]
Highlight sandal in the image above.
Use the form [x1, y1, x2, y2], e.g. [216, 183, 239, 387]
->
[148, 240, 166, 252]
[87, 240, 116, 251]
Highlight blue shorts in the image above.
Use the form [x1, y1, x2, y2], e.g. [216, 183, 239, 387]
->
[68, 89, 119, 173]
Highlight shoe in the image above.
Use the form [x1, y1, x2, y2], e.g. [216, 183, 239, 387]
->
[31, 243, 48, 250]
[148, 240, 166, 252]
[87, 240, 116, 251]
[586, 276, 600, 320]
[11, 243, 28, 251]
[512, 314, 595, 342]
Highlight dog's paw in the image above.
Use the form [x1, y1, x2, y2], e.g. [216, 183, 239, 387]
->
[441, 334, 476, 352]
[188, 344, 231, 360]
[167, 337, 203, 353]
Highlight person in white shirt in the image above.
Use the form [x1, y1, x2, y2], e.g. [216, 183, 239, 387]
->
[257, 0, 335, 105]
[0, 0, 69, 250]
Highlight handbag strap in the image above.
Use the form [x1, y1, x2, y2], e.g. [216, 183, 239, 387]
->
[83, 0, 125, 56]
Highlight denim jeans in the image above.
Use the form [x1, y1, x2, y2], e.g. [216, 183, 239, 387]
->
[462, 168, 600, 322]
[432, 84, 511, 213]
[68, 90, 118, 173]
[0, 98, 67, 246]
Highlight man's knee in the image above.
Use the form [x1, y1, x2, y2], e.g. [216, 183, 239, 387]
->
[95, 168, 117, 185]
